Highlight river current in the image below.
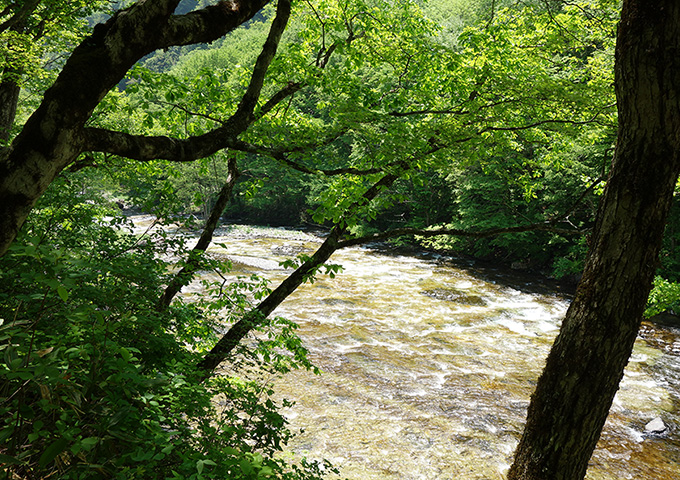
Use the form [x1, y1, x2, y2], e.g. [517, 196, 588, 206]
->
[137, 217, 680, 479]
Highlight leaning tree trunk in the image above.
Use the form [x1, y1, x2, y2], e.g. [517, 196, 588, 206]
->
[508, 2, 680, 479]
[158, 158, 240, 310]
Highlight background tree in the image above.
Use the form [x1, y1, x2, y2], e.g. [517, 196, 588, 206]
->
[508, 1, 680, 478]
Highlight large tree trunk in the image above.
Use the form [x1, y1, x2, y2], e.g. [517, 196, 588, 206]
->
[508, 1, 680, 479]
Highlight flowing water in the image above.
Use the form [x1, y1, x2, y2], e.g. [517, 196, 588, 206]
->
[136, 217, 680, 479]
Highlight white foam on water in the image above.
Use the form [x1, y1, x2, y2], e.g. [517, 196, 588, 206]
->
[430, 348, 456, 355]
[625, 426, 645, 444]
[536, 321, 558, 332]
[454, 280, 475, 289]
[127, 217, 680, 480]
[497, 318, 536, 337]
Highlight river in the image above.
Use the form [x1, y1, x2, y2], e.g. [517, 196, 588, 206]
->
[138, 217, 680, 479]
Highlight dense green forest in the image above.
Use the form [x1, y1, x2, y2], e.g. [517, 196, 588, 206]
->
[1, 0, 680, 479]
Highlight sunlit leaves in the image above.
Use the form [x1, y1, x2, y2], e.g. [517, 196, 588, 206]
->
[1, 0, 112, 90]
[87, 0, 620, 245]
[0, 30, 45, 81]
[0, 169, 332, 478]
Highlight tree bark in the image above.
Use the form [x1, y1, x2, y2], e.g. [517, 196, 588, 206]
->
[508, 1, 680, 479]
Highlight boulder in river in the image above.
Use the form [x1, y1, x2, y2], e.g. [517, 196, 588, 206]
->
[649, 311, 680, 329]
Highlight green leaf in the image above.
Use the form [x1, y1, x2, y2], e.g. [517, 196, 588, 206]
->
[119, 347, 131, 362]
[258, 466, 274, 478]
[39, 438, 69, 468]
[0, 453, 21, 465]
[81, 437, 99, 450]
[240, 457, 254, 475]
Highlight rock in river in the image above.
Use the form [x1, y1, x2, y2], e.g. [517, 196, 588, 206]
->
[421, 288, 487, 306]
[644, 417, 668, 435]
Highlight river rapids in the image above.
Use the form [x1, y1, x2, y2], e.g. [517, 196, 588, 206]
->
[136, 217, 680, 479]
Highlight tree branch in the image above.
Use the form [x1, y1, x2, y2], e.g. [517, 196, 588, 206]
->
[0, 0, 40, 34]
[83, 126, 239, 162]
[196, 150, 429, 377]
[196, 224, 345, 377]
[229, 0, 291, 129]
[257, 81, 304, 119]
[158, 157, 240, 310]
[84, 0, 293, 162]
[477, 113, 613, 133]
[196, 180, 586, 378]
[390, 101, 615, 128]
[157, 0, 272, 49]
[228, 137, 386, 176]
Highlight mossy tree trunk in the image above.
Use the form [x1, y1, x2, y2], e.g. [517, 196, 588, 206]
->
[508, 1, 680, 479]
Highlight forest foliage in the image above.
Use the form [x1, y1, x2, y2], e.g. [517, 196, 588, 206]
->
[1, 0, 680, 478]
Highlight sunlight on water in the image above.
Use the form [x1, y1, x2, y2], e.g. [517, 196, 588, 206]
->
[154, 221, 680, 480]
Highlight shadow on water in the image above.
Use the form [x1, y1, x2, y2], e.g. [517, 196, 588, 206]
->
[360, 242, 577, 299]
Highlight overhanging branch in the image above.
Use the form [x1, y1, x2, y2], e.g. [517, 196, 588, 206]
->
[83, 126, 239, 162]
[196, 152, 421, 377]
[229, 137, 386, 176]
[158, 0, 272, 49]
